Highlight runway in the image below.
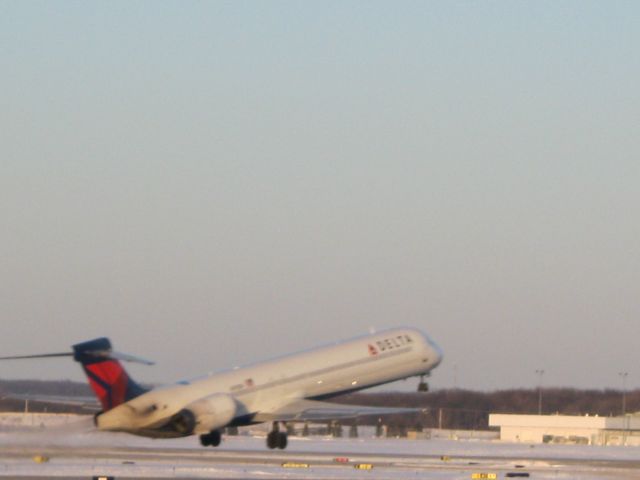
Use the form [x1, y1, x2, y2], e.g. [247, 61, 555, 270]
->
[1, 423, 640, 479]
[3, 440, 640, 479]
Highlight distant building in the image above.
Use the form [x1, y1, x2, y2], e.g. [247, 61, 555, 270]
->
[489, 413, 640, 446]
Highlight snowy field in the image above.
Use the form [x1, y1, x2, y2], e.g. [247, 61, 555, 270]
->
[1, 415, 639, 479]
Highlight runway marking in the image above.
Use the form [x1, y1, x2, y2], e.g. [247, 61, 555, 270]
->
[282, 461, 310, 468]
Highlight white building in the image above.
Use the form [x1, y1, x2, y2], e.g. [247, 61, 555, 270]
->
[489, 413, 640, 446]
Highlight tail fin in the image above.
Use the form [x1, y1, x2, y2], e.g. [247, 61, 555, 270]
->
[73, 338, 148, 411]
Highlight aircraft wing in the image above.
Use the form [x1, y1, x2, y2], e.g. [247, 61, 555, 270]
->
[253, 399, 424, 423]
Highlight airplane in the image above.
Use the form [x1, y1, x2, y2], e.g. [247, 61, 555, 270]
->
[0, 327, 442, 449]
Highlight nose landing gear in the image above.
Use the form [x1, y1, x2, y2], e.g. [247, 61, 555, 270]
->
[417, 374, 429, 392]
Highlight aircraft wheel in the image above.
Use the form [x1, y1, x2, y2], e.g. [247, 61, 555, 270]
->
[200, 434, 211, 447]
[277, 432, 288, 449]
[418, 374, 429, 392]
[210, 430, 221, 447]
[200, 430, 222, 447]
[267, 431, 278, 449]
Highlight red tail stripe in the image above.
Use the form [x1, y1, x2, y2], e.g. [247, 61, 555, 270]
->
[85, 360, 129, 411]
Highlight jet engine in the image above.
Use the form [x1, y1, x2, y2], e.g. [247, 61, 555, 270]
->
[169, 393, 237, 435]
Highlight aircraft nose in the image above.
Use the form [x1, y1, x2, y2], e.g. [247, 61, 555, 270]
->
[429, 339, 443, 369]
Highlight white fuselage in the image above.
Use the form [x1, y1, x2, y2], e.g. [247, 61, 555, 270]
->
[96, 327, 442, 435]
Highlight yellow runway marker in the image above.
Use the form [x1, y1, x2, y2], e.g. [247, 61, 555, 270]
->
[282, 462, 309, 468]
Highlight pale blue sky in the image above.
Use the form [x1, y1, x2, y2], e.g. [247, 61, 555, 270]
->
[1, 1, 639, 390]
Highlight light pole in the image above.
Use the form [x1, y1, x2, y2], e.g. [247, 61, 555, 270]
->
[535, 369, 545, 415]
[619, 372, 628, 416]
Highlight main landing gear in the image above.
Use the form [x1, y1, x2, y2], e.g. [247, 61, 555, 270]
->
[266, 422, 288, 449]
[199, 429, 221, 447]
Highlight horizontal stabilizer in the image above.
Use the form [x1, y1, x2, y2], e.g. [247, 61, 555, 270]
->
[0, 345, 154, 365]
[253, 399, 425, 423]
[0, 352, 72, 361]
[107, 351, 155, 365]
